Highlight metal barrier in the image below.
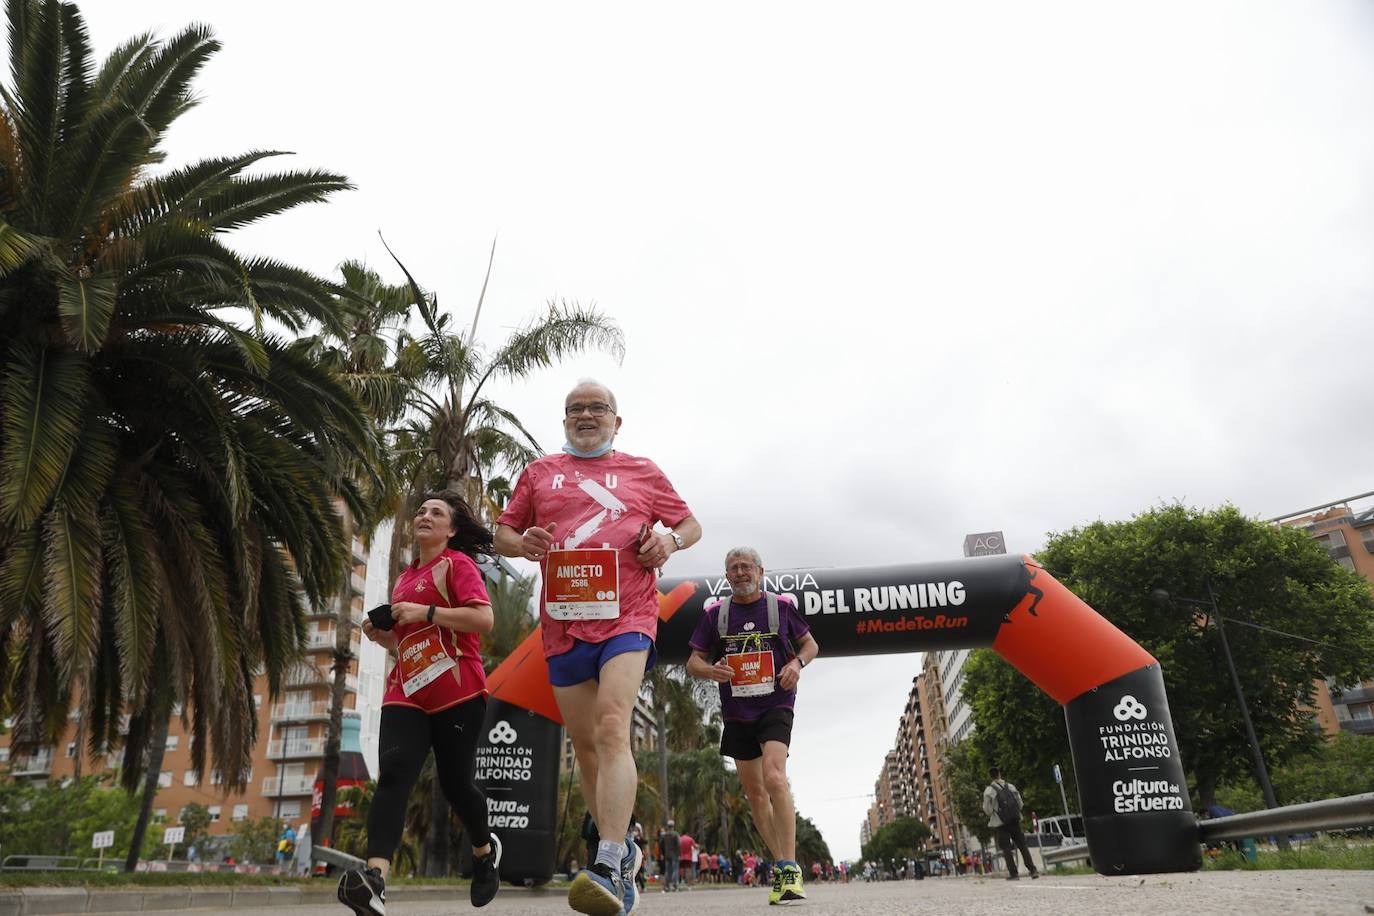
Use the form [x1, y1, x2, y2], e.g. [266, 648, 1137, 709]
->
[1042, 792, 1374, 868]
[312, 844, 365, 871]
[1042, 843, 1091, 866]
[1199, 792, 1374, 842]
[2, 854, 87, 871]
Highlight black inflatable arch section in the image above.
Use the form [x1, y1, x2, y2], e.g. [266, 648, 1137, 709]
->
[482, 554, 1202, 883]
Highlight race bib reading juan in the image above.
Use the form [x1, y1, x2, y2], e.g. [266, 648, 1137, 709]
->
[545, 548, 620, 620]
[397, 625, 458, 696]
[725, 650, 775, 697]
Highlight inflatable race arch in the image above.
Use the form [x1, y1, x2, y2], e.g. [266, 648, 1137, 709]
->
[475, 554, 1202, 883]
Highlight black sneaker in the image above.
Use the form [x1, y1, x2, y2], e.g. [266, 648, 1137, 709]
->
[470, 834, 502, 907]
[338, 866, 386, 916]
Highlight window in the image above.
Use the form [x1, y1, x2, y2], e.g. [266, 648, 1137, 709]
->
[232, 804, 249, 822]
[279, 800, 301, 819]
[157, 771, 172, 788]
[209, 806, 221, 823]
[165, 735, 179, 752]
[210, 770, 223, 786]
[1353, 703, 1374, 722]
[183, 770, 197, 787]
[153, 808, 167, 822]
[0, 747, 9, 763]
[1337, 556, 1356, 572]
[66, 742, 76, 758]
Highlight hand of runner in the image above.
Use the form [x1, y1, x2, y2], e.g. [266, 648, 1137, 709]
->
[777, 658, 803, 690]
[636, 530, 673, 568]
[391, 601, 430, 626]
[705, 660, 736, 683]
[522, 523, 556, 560]
[362, 618, 398, 650]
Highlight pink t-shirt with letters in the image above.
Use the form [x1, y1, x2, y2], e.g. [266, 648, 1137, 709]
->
[498, 451, 693, 658]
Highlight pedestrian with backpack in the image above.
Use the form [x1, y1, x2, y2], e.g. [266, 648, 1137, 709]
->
[982, 766, 1039, 880]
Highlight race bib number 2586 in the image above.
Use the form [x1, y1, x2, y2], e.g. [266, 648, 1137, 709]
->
[545, 548, 620, 620]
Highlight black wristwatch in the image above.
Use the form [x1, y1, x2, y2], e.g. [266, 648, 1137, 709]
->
[426, 604, 436, 623]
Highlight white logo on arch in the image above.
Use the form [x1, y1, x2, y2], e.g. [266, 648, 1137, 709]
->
[1114, 695, 1148, 721]
[488, 720, 518, 745]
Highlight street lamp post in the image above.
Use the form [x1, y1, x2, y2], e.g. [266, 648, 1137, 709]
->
[1151, 584, 1290, 852]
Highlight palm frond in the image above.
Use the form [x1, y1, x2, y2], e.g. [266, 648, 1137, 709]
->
[53, 100, 153, 236]
[56, 271, 116, 351]
[40, 496, 104, 683]
[192, 169, 352, 232]
[88, 29, 154, 103]
[101, 478, 161, 702]
[114, 22, 218, 137]
[0, 518, 43, 630]
[0, 343, 88, 528]
[0, 217, 41, 275]
[7, 0, 62, 228]
[471, 300, 623, 407]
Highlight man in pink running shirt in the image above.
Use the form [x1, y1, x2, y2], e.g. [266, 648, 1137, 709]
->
[496, 379, 701, 916]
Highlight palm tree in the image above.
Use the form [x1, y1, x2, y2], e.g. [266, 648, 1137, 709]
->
[0, 1, 379, 868]
[642, 665, 707, 827]
[377, 245, 624, 876]
[301, 262, 418, 852]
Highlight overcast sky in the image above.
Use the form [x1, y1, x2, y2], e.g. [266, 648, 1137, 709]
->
[87, 1, 1374, 860]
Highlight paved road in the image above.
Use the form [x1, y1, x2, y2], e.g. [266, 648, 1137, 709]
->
[117, 870, 1374, 915]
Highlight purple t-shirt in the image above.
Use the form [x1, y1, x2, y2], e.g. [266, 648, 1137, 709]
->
[689, 593, 810, 722]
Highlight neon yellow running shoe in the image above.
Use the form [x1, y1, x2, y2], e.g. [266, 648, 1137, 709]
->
[768, 866, 784, 905]
[774, 864, 806, 904]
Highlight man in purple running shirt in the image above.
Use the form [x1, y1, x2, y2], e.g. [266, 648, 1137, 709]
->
[686, 547, 818, 906]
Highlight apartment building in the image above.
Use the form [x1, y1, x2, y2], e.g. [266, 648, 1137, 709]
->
[1278, 499, 1374, 737]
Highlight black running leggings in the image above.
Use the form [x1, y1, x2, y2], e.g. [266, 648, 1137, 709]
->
[367, 698, 491, 861]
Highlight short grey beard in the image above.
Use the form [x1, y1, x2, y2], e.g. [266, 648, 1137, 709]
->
[730, 580, 759, 598]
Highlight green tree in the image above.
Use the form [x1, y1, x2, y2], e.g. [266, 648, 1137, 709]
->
[481, 570, 537, 674]
[176, 802, 212, 859]
[941, 738, 996, 848]
[228, 815, 281, 866]
[304, 261, 419, 853]
[860, 816, 930, 870]
[956, 648, 1075, 821]
[795, 814, 833, 867]
[965, 504, 1374, 809]
[1216, 731, 1374, 813]
[0, 0, 381, 870]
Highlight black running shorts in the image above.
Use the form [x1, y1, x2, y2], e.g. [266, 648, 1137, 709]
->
[720, 707, 794, 761]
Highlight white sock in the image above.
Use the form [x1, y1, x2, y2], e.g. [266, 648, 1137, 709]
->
[596, 840, 626, 872]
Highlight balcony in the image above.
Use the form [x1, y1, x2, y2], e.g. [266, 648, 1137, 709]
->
[261, 774, 316, 796]
[1340, 717, 1374, 736]
[351, 572, 366, 596]
[284, 665, 326, 689]
[307, 631, 336, 650]
[270, 701, 329, 722]
[10, 753, 54, 776]
[267, 738, 325, 759]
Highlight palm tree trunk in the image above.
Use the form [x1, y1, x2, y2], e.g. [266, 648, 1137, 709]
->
[316, 590, 354, 852]
[317, 507, 359, 854]
[656, 711, 669, 824]
[125, 705, 170, 872]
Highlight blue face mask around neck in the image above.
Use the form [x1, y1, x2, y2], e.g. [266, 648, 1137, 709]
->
[562, 440, 614, 458]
